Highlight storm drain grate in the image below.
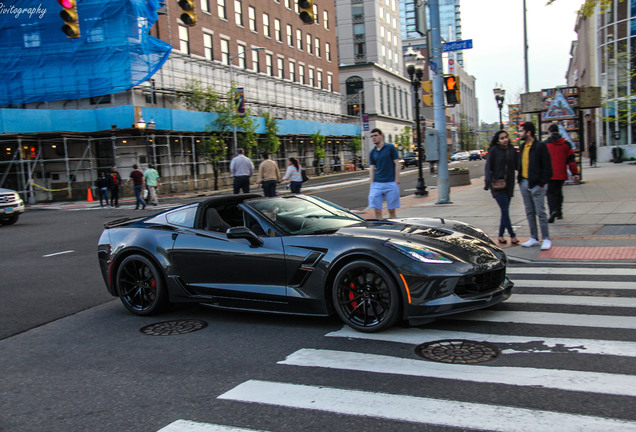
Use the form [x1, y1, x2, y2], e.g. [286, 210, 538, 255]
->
[415, 339, 500, 364]
[140, 320, 207, 336]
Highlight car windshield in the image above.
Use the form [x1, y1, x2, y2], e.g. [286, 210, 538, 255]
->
[246, 195, 365, 235]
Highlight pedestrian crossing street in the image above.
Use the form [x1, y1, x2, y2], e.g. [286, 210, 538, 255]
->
[158, 264, 636, 432]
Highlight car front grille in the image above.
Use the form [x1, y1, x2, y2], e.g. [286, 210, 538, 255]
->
[455, 268, 506, 298]
[0, 193, 16, 204]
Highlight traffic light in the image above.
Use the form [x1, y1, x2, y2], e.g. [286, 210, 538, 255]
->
[443, 74, 461, 106]
[421, 80, 433, 107]
[178, 0, 197, 27]
[298, 0, 315, 24]
[58, 0, 80, 38]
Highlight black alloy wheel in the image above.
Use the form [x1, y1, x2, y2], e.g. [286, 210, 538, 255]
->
[116, 254, 168, 315]
[332, 260, 400, 332]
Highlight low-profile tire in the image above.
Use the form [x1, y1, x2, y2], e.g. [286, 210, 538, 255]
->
[115, 254, 168, 316]
[332, 260, 400, 333]
[0, 214, 19, 225]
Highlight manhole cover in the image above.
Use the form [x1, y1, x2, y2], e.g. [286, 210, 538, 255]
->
[140, 320, 207, 336]
[415, 339, 500, 364]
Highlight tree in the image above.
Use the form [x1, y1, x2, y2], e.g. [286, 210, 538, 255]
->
[547, 0, 621, 17]
[345, 137, 362, 170]
[178, 80, 219, 112]
[311, 130, 326, 175]
[260, 112, 281, 156]
[394, 126, 413, 152]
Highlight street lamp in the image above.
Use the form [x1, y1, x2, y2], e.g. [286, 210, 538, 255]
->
[229, 46, 264, 155]
[405, 53, 428, 196]
[493, 84, 506, 130]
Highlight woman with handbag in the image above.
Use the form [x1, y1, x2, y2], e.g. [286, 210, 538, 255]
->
[282, 157, 303, 194]
[484, 130, 519, 245]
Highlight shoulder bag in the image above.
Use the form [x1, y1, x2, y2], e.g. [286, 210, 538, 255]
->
[490, 148, 508, 191]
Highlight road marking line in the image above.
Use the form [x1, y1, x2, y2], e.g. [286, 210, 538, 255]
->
[507, 267, 636, 276]
[512, 279, 636, 290]
[278, 349, 636, 397]
[508, 293, 636, 307]
[326, 326, 636, 357]
[157, 420, 268, 432]
[219, 380, 636, 431]
[447, 310, 636, 329]
[42, 250, 74, 257]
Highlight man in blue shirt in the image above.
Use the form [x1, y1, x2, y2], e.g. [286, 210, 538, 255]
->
[368, 128, 400, 219]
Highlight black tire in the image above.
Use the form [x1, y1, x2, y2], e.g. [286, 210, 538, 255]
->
[115, 254, 168, 316]
[0, 214, 19, 225]
[332, 260, 400, 332]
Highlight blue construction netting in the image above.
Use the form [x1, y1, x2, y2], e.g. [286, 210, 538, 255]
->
[0, 0, 171, 105]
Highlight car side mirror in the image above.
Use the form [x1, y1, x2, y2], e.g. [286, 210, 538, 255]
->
[227, 226, 264, 248]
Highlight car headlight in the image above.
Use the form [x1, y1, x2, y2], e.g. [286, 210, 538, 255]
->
[384, 240, 452, 264]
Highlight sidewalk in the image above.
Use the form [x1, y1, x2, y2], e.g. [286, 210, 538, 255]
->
[363, 161, 636, 263]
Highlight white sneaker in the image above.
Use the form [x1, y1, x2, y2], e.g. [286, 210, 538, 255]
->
[541, 239, 552, 250]
[521, 238, 540, 248]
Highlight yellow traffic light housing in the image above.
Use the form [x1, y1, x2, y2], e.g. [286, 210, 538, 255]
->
[421, 80, 433, 107]
[178, 0, 197, 27]
[443, 74, 461, 106]
[298, 0, 315, 24]
[57, 0, 80, 38]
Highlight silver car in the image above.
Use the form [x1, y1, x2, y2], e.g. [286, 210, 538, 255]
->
[0, 188, 25, 225]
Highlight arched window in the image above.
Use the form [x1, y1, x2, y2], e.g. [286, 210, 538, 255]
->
[346, 76, 364, 116]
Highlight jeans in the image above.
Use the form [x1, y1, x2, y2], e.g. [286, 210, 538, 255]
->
[289, 181, 302, 194]
[99, 188, 109, 207]
[494, 192, 515, 237]
[547, 179, 565, 217]
[519, 179, 549, 240]
[133, 185, 147, 209]
[233, 176, 251, 194]
[262, 180, 277, 197]
[110, 188, 119, 207]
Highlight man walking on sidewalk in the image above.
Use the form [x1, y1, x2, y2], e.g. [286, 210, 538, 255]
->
[368, 128, 400, 219]
[143, 164, 161, 206]
[546, 123, 579, 222]
[230, 148, 255, 194]
[127, 164, 146, 210]
[517, 122, 553, 250]
[257, 153, 281, 197]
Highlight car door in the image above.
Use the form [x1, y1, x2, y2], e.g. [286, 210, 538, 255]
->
[169, 227, 287, 303]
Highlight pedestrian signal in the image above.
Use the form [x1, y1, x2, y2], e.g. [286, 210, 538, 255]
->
[58, 0, 80, 38]
[421, 80, 433, 107]
[443, 74, 461, 106]
[298, 0, 315, 24]
[178, 0, 197, 26]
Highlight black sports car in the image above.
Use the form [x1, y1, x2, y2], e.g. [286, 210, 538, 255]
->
[98, 194, 512, 332]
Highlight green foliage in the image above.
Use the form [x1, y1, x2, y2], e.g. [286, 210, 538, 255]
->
[346, 137, 362, 156]
[394, 126, 413, 151]
[546, 0, 621, 17]
[311, 130, 326, 161]
[177, 80, 219, 112]
[260, 112, 281, 155]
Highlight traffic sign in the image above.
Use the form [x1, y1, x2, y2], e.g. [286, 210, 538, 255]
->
[442, 39, 473, 52]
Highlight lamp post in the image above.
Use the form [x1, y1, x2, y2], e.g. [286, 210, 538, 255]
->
[405, 55, 428, 196]
[147, 118, 156, 165]
[493, 84, 506, 130]
[136, 116, 149, 164]
[229, 47, 264, 155]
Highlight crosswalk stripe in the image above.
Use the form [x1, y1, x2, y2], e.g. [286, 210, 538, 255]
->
[218, 380, 636, 432]
[278, 349, 636, 397]
[508, 293, 636, 307]
[511, 279, 636, 290]
[447, 310, 636, 329]
[507, 267, 636, 276]
[326, 327, 636, 357]
[158, 420, 267, 432]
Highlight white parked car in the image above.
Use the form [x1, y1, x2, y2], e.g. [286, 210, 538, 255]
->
[450, 151, 470, 161]
[0, 188, 25, 225]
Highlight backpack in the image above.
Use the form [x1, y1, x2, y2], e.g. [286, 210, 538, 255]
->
[111, 172, 119, 186]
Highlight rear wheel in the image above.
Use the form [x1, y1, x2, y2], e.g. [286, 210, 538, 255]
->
[332, 260, 400, 333]
[116, 254, 168, 315]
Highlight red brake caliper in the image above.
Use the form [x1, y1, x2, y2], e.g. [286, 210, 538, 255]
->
[348, 282, 357, 310]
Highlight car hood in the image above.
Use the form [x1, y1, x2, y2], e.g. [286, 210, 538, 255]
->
[336, 218, 504, 265]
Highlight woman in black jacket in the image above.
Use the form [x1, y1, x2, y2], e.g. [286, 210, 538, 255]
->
[484, 130, 519, 245]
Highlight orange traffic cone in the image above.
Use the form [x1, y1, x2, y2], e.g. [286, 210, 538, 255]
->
[87, 188, 94, 202]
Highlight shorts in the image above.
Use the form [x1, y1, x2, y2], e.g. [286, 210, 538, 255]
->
[368, 182, 400, 210]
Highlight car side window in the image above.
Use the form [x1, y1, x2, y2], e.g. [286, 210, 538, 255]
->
[166, 206, 197, 228]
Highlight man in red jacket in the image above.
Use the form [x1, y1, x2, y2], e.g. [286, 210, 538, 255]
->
[546, 123, 580, 223]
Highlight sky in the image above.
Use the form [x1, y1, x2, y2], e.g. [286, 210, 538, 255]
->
[459, 0, 583, 125]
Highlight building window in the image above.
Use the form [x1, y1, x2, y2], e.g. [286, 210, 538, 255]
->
[252, 49, 260, 72]
[379, 81, 384, 114]
[234, 0, 243, 26]
[248, 6, 256, 31]
[285, 0, 291, 8]
[178, 25, 190, 54]
[266, 53, 273, 76]
[203, 33, 213, 60]
[286, 24, 293, 46]
[313, 4, 318, 23]
[306, 34, 312, 54]
[275, 18, 282, 42]
[317, 70, 323, 89]
[327, 74, 333, 92]
[218, 0, 227, 20]
[325, 42, 331, 61]
[201, 0, 210, 13]
[237, 43, 246, 68]
[299, 64, 305, 84]
[346, 76, 364, 116]
[296, 29, 303, 50]
[323, 10, 329, 29]
[263, 13, 270, 37]
[314, 37, 320, 57]
[308, 67, 315, 87]
[221, 38, 230, 64]
[289, 60, 296, 82]
[277, 57, 284, 79]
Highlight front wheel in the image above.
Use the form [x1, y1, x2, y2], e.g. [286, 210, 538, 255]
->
[0, 214, 19, 225]
[115, 254, 168, 315]
[332, 260, 400, 333]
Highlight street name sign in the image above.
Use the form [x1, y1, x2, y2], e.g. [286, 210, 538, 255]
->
[442, 39, 473, 52]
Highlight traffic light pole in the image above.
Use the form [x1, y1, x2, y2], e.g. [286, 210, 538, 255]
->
[429, 0, 450, 204]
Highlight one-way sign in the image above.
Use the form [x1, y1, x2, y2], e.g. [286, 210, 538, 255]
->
[442, 39, 473, 52]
